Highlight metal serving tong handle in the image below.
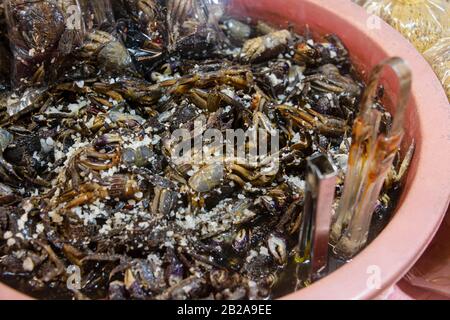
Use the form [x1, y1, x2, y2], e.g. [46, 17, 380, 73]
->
[296, 153, 337, 288]
[331, 57, 412, 259]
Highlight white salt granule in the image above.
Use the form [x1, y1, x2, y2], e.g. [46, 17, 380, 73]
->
[23, 257, 34, 272]
[3, 231, 13, 239]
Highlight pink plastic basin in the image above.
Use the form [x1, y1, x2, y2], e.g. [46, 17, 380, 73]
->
[229, 0, 450, 300]
[1, 0, 449, 300]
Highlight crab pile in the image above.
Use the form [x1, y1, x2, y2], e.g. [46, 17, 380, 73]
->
[0, 0, 405, 300]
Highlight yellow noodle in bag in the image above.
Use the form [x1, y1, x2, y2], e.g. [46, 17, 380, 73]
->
[424, 37, 450, 99]
[361, 0, 449, 53]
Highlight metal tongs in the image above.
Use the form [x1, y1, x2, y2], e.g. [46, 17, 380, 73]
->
[296, 153, 337, 288]
[331, 57, 412, 259]
[296, 58, 412, 286]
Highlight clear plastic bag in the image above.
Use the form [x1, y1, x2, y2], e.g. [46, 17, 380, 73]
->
[423, 37, 450, 99]
[360, 0, 449, 53]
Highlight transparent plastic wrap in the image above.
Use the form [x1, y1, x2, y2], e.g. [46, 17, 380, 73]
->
[423, 37, 450, 99]
[360, 0, 449, 53]
[4, 0, 117, 89]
